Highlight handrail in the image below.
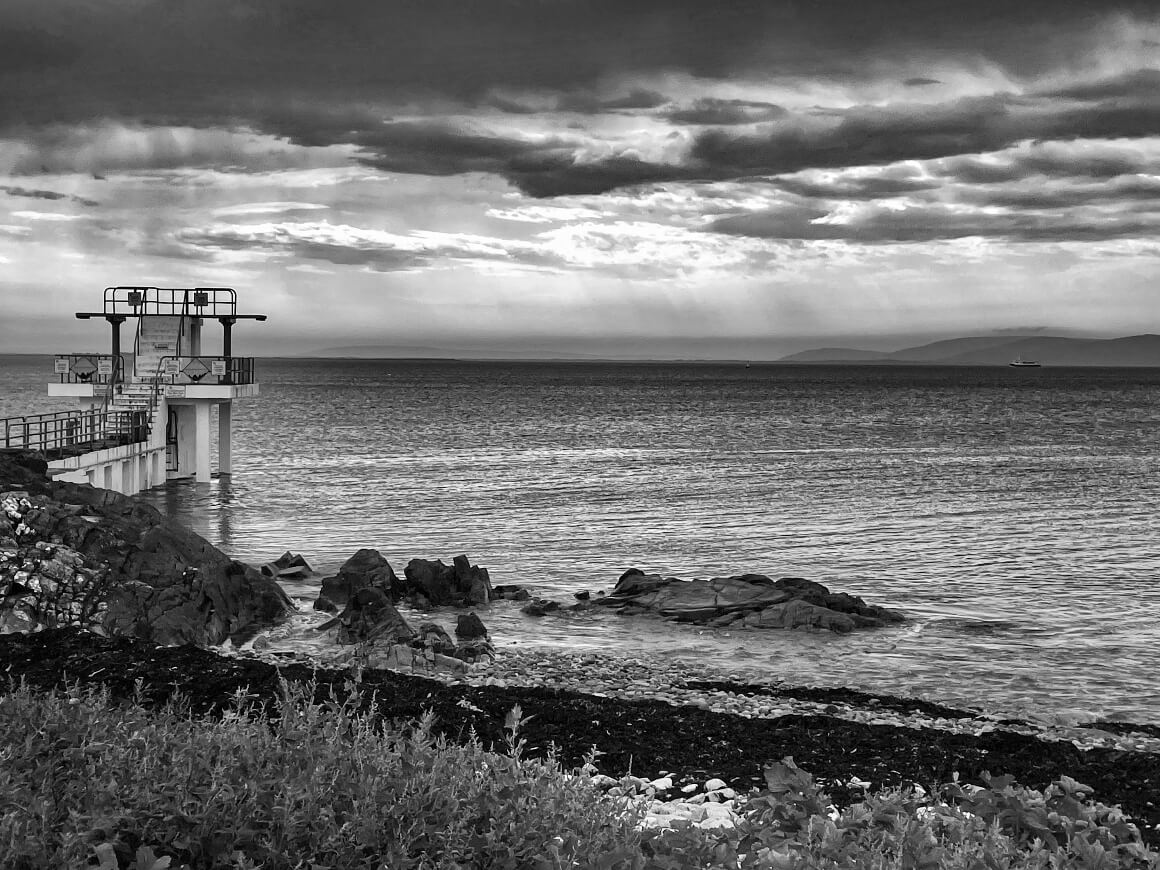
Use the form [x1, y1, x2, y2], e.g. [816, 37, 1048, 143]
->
[54, 354, 125, 385]
[0, 407, 148, 456]
[100, 286, 239, 318]
[98, 354, 126, 417]
[155, 355, 257, 386]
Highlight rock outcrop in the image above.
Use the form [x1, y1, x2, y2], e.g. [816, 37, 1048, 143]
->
[0, 451, 294, 645]
[595, 569, 903, 633]
[402, 555, 493, 608]
[319, 586, 414, 646]
[314, 548, 400, 613]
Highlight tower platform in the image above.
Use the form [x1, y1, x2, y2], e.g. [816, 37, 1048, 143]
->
[1, 286, 266, 494]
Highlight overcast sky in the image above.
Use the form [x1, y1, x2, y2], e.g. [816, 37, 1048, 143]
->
[1, 0, 1158, 358]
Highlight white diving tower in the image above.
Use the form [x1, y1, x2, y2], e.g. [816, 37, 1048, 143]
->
[1, 286, 265, 494]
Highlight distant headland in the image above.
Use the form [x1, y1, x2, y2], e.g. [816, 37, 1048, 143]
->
[302, 334, 1160, 366]
[779, 334, 1160, 367]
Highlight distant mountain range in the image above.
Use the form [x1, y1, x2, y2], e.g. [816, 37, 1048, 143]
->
[778, 334, 1160, 367]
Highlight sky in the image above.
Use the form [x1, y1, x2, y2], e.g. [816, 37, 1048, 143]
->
[1, 0, 1159, 358]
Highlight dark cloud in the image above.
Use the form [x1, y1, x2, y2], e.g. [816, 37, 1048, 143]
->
[711, 201, 1160, 243]
[2, 0, 1158, 203]
[0, 26, 75, 75]
[562, 89, 670, 112]
[490, 89, 670, 115]
[689, 96, 1018, 175]
[0, 185, 98, 207]
[958, 176, 1160, 209]
[1038, 68, 1160, 101]
[0, 0, 1152, 129]
[936, 144, 1160, 184]
[903, 77, 942, 87]
[252, 75, 1160, 196]
[686, 80, 1160, 181]
[265, 116, 699, 197]
[664, 98, 787, 126]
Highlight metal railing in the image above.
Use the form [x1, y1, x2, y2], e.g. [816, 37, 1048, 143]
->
[0, 408, 149, 457]
[101, 286, 239, 318]
[54, 353, 127, 385]
[156, 355, 257, 385]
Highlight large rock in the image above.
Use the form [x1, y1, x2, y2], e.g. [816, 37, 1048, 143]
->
[314, 548, 400, 613]
[595, 568, 903, 633]
[322, 586, 413, 646]
[402, 555, 492, 608]
[0, 452, 294, 646]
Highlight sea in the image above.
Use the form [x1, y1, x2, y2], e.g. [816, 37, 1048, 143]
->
[3, 354, 1160, 725]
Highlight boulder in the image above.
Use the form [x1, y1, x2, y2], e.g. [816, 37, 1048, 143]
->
[0, 452, 294, 646]
[414, 621, 456, 655]
[402, 555, 493, 607]
[595, 568, 903, 633]
[455, 612, 488, 640]
[260, 551, 313, 580]
[323, 586, 413, 646]
[449, 613, 492, 661]
[314, 548, 399, 613]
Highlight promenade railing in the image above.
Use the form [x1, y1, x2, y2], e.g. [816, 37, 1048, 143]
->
[0, 409, 148, 457]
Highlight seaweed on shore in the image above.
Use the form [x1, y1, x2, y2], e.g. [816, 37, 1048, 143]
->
[2, 627, 1158, 847]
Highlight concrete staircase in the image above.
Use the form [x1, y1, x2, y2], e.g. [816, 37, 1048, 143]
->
[133, 315, 184, 381]
[98, 316, 183, 442]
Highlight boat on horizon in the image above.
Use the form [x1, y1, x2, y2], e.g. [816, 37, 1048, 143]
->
[1009, 356, 1041, 368]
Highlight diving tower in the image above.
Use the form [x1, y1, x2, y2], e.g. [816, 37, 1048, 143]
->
[1, 286, 265, 494]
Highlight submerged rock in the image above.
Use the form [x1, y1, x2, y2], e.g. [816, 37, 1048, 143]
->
[0, 451, 294, 646]
[492, 584, 531, 601]
[595, 569, 903, 633]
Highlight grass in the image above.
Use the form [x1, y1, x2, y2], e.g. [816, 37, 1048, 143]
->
[1, 677, 1157, 869]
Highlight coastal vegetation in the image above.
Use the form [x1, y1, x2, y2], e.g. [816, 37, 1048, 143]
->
[2, 678, 1156, 870]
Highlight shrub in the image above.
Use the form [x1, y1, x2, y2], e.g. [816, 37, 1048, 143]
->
[0, 680, 647, 869]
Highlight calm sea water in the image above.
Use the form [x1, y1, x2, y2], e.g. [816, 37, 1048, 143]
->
[4, 354, 1160, 724]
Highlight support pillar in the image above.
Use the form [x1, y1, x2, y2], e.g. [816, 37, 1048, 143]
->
[219, 316, 235, 383]
[106, 315, 126, 360]
[218, 401, 232, 474]
[195, 402, 211, 482]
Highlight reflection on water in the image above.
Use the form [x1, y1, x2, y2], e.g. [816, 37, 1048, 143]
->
[23, 357, 1156, 725]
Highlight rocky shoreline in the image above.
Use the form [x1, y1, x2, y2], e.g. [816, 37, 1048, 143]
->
[3, 449, 1159, 847]
[2, 627, 1158, 847]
